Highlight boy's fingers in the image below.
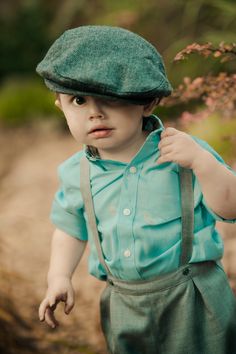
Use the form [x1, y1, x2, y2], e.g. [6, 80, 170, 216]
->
[158, 137, 172, 150]
[45, 307, 59, 329]
[39, 298, 50, 321]
[64, 290, 74, 314]
[159, 145, 173, 155]
[161, 127, 179, 138]
[156, 154, 172, 165]
[49, 296, 57, 308]
[39, 296, 58, 321]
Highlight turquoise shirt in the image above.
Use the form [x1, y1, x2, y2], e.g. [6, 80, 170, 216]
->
[51, 115, 236, 281]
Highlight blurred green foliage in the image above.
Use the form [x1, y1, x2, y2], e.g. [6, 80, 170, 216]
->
[1, 0, 236, 82]
[0, 79, 59, 126]
[0, 0, 235, 127]
[185, 114, 236, 162]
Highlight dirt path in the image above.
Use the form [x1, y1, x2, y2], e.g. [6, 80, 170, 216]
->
[0, 122, 236, 353]
[0, 123, 106, 354]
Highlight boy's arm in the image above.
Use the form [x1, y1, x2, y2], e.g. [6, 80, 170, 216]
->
[191, 149, 236, 220]
[39, 228, 87, 328]
[157, 127, 236, 220]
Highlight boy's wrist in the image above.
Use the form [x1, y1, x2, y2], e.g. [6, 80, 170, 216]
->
[190, 149, 216, 176]
[47, 273, 72, 285]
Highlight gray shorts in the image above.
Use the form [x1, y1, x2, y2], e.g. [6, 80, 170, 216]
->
[100, 262, 236, 354]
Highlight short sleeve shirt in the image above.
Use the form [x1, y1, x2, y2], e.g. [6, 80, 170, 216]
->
[50, 115, 236, 281]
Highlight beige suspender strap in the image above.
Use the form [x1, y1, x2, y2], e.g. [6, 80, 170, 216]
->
[80, 155, 194, 276]
[80, 156, 112, 276]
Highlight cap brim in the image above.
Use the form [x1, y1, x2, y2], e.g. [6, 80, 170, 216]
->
[44, 79, 163, 105]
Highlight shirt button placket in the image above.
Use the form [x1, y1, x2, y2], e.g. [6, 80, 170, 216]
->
[117, 164, 141, 278]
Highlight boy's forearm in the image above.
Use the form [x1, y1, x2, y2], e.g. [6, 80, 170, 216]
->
[47, 229, 87, 282]
[192, 150, 236, 219]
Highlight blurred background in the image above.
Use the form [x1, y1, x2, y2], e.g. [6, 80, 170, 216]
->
[0, 1, 236, 353]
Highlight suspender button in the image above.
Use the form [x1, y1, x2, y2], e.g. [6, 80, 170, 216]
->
[108, 279, 114, 286]
[182, 268, 190, 276]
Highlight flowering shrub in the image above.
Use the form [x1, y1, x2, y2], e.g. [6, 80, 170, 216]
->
[163, 42, 236, 120]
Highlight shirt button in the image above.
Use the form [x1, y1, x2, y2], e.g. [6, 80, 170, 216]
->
[124, 249, 131, 257]
[129, 166, 137, 174]
[123, 208, 131, 216]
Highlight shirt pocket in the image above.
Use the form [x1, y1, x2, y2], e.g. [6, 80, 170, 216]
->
[140, 170, 182, 225]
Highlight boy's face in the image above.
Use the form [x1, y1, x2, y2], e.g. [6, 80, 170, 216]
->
[55, 94, 156, 160]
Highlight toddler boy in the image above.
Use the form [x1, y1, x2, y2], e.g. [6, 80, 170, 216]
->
[37, 26, 236, 353]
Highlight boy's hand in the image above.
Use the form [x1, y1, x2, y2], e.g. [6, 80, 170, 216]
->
[38, 276, 74, 329]
[157, 127, 207, 169]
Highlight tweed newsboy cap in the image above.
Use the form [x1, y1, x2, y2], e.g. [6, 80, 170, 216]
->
[36, 25, 172, 104]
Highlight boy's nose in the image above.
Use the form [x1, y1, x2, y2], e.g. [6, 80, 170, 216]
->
[88, 99, 105, 120]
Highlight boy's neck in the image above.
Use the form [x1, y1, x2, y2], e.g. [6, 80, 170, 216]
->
[96, 130, 150, 163]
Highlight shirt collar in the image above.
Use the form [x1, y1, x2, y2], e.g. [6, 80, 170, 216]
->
[85, 114, 164, 165]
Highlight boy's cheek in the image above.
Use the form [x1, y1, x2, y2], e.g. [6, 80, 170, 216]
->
[66, 124, 80, 139]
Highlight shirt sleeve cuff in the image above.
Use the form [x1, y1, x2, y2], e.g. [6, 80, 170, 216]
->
[50, 200, 88, 241]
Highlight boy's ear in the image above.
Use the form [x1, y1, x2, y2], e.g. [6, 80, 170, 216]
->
[143, 98, 159, 116]
[54, 94, 62, 110]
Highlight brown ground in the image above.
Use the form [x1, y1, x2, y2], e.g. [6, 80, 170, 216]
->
[0, 121, 236, 353]
[0, 122, 106, 354]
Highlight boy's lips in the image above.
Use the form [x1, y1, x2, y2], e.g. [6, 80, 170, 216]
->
[88, 124, 114, 138]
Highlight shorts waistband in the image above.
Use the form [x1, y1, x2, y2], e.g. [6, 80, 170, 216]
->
[106, 261, 217, 295]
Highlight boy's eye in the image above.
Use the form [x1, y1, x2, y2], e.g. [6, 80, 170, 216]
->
[73, 96, 86, 105]
[106, 99, 119, 105]
[103, 98, 122, 106]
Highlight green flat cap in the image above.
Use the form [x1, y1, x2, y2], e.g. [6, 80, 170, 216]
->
[36, 25, 172, 104]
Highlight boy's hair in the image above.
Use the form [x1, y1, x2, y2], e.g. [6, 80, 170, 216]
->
[36, 25, 172, 105]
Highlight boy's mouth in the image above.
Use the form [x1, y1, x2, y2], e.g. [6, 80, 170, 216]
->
[88, 125, 114, 138]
